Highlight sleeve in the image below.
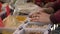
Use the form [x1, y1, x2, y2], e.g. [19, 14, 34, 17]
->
[44, 2, 60, 13]
[50, 10, 60, 24]
[51, 2, 60, 12]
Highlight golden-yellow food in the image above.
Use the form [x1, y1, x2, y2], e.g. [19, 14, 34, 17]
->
[3, 15, 27, 28]
[2, 30, 14, 34]
[15, 16, 27, 21]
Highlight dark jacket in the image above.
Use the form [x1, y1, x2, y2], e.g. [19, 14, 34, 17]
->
[50, 1, 60, 24]
[35, 0, 56, 7]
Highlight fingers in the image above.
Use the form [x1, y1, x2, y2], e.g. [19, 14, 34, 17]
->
[29, 13, 40, 18]
[29, 9, 44, 17]
[30, 16, 40, 22]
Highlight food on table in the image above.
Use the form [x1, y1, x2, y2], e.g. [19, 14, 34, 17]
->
[16, 3, 38, 9]
[14, 3, 40, 15]
[3, 15, 20, 28]
[26, 24, 48, 28]
[15, 16, 27, 21]
[25, 31, 43, 34]
[3, 15, 27, 29]
[2, 30, 14, 34]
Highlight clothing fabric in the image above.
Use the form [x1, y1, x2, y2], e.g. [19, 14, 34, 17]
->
[50, 10, 60, 24]
[50, 27, 60, 34]
[50, 0, 60, 24]
[35, 0, 56, 7]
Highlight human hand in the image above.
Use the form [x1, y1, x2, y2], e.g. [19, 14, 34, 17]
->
[29, 10, 51, 24]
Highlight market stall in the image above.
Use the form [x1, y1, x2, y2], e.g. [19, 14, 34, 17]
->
[0, 0, 59, 34]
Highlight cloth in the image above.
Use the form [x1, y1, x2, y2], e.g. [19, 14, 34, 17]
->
[50, 27, 60, 34]
[50, 0, 60, 24]
[50, 10, 60, 24]
[51, 1, 60, 12]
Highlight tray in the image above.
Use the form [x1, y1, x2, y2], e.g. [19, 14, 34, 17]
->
[13, 29, 49, 34]
[23, 23, 51, 30]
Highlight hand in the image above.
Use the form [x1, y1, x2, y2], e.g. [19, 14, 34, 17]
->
[29, 11, 51, 24]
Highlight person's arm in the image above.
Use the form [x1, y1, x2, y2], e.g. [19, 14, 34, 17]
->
[29, 9, 60, 24]
[44, 1, 60, 13]
[51, 2, 60, 11]
[50, 10, 60, 24]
